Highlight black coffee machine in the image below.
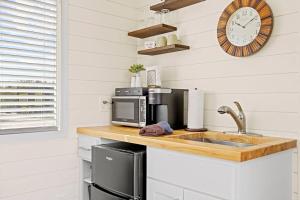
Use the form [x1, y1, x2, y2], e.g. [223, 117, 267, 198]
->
[148, 88, 188, 129]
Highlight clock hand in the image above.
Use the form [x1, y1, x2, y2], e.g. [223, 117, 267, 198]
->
[235, 22, 245, 29]
[243, 16, 257, 27]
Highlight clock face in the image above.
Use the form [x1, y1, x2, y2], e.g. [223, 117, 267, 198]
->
[226, 7, 261, 47]
[217, 0, 273, 57]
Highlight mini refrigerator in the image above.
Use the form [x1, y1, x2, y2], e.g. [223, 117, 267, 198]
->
[91, 142, 146, 200]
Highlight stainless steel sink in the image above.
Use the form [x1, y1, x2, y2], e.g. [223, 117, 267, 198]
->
[186, 137, 254, 148]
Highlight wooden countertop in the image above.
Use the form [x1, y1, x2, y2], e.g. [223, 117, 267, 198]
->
[77, 126, 297, 162]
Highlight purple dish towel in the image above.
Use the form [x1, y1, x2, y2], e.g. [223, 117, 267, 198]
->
[139, 121, 173, 137]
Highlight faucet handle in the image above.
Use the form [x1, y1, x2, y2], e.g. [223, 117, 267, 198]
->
[234, 101, 244, 114]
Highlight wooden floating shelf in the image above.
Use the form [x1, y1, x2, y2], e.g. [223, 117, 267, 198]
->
[128, 24, 177, 39]
[138, 44, 190, 56]
[150, 0, 205, 12]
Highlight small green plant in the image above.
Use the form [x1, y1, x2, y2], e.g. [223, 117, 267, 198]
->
[129, 64, 145, 74]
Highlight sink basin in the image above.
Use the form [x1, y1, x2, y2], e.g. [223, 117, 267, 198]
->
[185, 137, 254, 147]
[171, 132, 260, 148]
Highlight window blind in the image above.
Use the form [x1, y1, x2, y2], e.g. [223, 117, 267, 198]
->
[0, 0, 60, 134]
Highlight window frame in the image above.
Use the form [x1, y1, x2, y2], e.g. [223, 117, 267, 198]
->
[0, 0, 65, 135]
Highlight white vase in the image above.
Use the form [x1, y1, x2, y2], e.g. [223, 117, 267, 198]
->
[131, 76, 136, 87]
[135, 73, 142, 87]
[131, 73, 142, 87]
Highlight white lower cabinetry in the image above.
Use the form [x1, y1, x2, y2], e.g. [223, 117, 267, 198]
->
[147, 178, 183, 200]
[184, 190, 220, 200]
[77, 135, 294, 200]
[147, 147, 294, 200]
[147, 178, 221, 200]
[147, 147, 235, 199]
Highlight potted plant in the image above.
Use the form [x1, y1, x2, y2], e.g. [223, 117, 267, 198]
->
[129, 64, 145, 87]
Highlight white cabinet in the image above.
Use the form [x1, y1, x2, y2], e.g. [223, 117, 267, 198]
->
[147, 147, 235, 199]
[184, 190, 220, 200]
[147, 179, 220, 200]
[148, 178, 183, 200]
[78, 135, 101, 200]
[147, 147, 294, 200]
[78, 135, 101, 162]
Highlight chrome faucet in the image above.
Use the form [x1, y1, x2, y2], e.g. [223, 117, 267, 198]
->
[218, 102, 246, 134]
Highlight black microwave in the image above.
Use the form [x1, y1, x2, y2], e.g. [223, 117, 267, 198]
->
[112, 96, 147, 128]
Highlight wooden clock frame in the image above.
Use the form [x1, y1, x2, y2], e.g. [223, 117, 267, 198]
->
[217, 0, 273, 57]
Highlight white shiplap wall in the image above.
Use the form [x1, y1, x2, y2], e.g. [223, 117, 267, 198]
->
[0, 139, 78, 200]
[137, 0, 300, 199]
[0, 1, 138, 200]
[0, 1, 79, 200]
[68, 0, 139, 133]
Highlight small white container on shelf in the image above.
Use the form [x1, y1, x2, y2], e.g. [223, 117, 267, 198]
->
[144, 41, 156, 49]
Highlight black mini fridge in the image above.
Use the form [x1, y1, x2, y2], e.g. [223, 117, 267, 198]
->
[91, 142, 146, 200]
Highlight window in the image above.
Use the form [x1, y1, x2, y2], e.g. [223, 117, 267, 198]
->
[0, 0, 61, 134]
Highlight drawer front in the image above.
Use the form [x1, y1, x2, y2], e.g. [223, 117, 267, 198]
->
[147, 178, 183, 200]
[147, 147, 235, 200]
[184, 190, 221, 200]
[78, 148, 92, 162]
[78, 135, 101, 150]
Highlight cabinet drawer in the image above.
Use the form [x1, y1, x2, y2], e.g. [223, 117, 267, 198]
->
[147, 147, 235, 200]
[148, 178, 183, 200]
[78, 135, 101, 150]
[78, 148, 92, 162]
[184, 190, 221, 200]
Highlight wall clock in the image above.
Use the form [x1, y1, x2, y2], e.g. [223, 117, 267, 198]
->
[217, 0, 273, 57]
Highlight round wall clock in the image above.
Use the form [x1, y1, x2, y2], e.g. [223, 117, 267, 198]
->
[217, 0, 273, 57]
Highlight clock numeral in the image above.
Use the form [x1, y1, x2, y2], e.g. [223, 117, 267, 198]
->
[256, 22, 261, 27]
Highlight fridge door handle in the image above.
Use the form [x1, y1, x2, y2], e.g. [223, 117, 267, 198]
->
[88, 184, 91, 200]
[92, 184, 133, 200]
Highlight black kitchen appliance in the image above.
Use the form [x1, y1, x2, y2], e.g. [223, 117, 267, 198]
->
[111, 87, 188, 129]
[148, 88, 188, 129]
[91, 142, 146, 200]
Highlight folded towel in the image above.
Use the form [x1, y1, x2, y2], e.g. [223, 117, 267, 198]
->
[139, 121, 173, 137]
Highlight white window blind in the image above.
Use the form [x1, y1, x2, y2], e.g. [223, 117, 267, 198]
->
[0, 0, 60, 134]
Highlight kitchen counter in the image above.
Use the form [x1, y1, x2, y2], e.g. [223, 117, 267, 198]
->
[77, 125, 296, 162]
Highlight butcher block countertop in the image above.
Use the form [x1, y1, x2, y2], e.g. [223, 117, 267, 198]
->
[77, 125, 297, 162]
